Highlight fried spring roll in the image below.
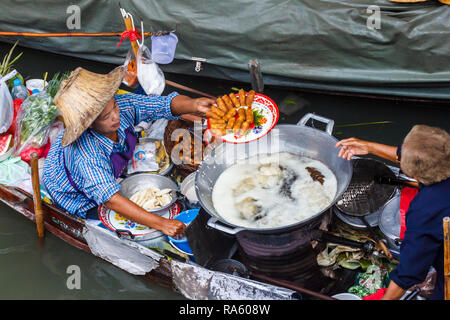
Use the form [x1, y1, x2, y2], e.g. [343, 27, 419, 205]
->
[206, 110, 221, 120]
[238, 89, 246, 106]
[216, 97, 228, 113]
[229, 92, 240, 108]
[209, 118, 226, 124]
[222, 95, 233, 110]
[211, 106, 225, 117]
[211, 123, 227, 129]
[245, 108, 254, 124]
[226, 117, 236, 130]
[233, 118, 244, 132]
[224, 108, 237, 120]
[239, 121, 250, 136]
[246, 90, 255, 107]
[237, 108, 246, 121]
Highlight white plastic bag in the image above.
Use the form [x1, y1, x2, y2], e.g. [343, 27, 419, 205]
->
[145, 119, 168, 141]
[137, 44, 166, 96]
[0, 70, 17, 134]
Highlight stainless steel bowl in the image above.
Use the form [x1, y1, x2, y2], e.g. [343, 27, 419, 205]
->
[119, 173, 179, 212]
[378, 192, 402, 251]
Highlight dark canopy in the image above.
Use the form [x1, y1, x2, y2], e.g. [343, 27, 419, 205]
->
[0, 0, 449, 99]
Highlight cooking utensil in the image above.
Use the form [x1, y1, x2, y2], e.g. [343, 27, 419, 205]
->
[378, 193, 403, 252]
[334, 158, 398, 259]
[331, 293, 361, 300]
[375, 175, 419, 189]
[196, 113, 353, 235]
[335, 158, 398, 217]
[209, 259, 250, 278]
[360, 215, 393, 259]
[333, 205, 380, 229]
[401, 287, 421, 300]
[314, 230, 375, 255]
[119, 173, 179, 212]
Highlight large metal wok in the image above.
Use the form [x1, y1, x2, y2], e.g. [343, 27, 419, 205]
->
[195, 113, 353, 235]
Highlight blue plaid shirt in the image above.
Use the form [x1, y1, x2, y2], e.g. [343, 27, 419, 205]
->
[43, 92, 179, 218]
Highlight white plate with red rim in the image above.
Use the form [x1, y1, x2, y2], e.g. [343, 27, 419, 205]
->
[98, 201, 181, 240]
[205, 93, 279, 144]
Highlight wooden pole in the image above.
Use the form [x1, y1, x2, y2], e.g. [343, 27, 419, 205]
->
[250, 272, 337, 300]
[444, 216, 450, 300]
[119, 8, 140, 59]
[0, 31, 154, 37]
[30, 153, 45, 238]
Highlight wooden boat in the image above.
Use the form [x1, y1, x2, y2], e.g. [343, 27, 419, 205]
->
[0, 182, 306, 300]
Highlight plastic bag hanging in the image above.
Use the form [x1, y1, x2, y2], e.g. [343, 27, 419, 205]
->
[122, 49, 139, 88]
[134, 22, 165, 96]
[0, 70, 17, 134]
[136, 44, 165, 96]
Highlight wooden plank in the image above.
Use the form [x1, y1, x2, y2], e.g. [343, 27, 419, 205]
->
[444, 217, 450, 300]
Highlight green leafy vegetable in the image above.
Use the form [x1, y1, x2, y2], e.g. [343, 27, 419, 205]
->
[15, 92, 59, 153]
[253, 109, 265, 127]
[46, 71, 71, 98]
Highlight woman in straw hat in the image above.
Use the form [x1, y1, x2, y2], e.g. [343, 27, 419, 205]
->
[43, 66, 215, 237]
[335, 125, 450, 300]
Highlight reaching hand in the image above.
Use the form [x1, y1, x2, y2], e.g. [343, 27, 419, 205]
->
[160, 218, 186, 237]
[335, 137, 371, 160]
[192, 97, 216, 115]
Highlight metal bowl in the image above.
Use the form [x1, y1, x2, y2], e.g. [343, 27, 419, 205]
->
[378, 193, 402, 251]
[119, 173, 179, 212]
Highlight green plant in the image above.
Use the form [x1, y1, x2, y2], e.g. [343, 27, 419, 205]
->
[46, 71, 71, 98]
[0, 40, 24, 88]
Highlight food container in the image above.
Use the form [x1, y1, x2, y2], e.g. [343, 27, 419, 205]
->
[151, 32, 178, 64]
[378, 193, 402, 252]
[26, 79, 48, 92]
[98, 202, 180, 244]
[331, 293, 362, 300]
[119, 173, 179, 212]
[167, 209, 200, 258]
[180, 172, 198, 204]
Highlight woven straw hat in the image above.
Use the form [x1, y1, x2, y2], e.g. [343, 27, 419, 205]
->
[54, 66, 125, 147]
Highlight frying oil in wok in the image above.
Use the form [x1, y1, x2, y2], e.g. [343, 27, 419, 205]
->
[212, 152, 337, 229]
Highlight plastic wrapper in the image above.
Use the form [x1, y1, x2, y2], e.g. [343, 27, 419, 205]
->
[122, 49, 139, 88]
[13, 91, 59, 156]
[136, 44, 165, 96]
[0, 70, 16, 134]
[127, 140, 159, 174]
[145, 119, 168, 141]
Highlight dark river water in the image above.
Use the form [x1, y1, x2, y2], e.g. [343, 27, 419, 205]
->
[0, 42, 449, 300]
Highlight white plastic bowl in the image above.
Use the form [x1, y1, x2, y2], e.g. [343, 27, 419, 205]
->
[331, 293, 362, 300]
